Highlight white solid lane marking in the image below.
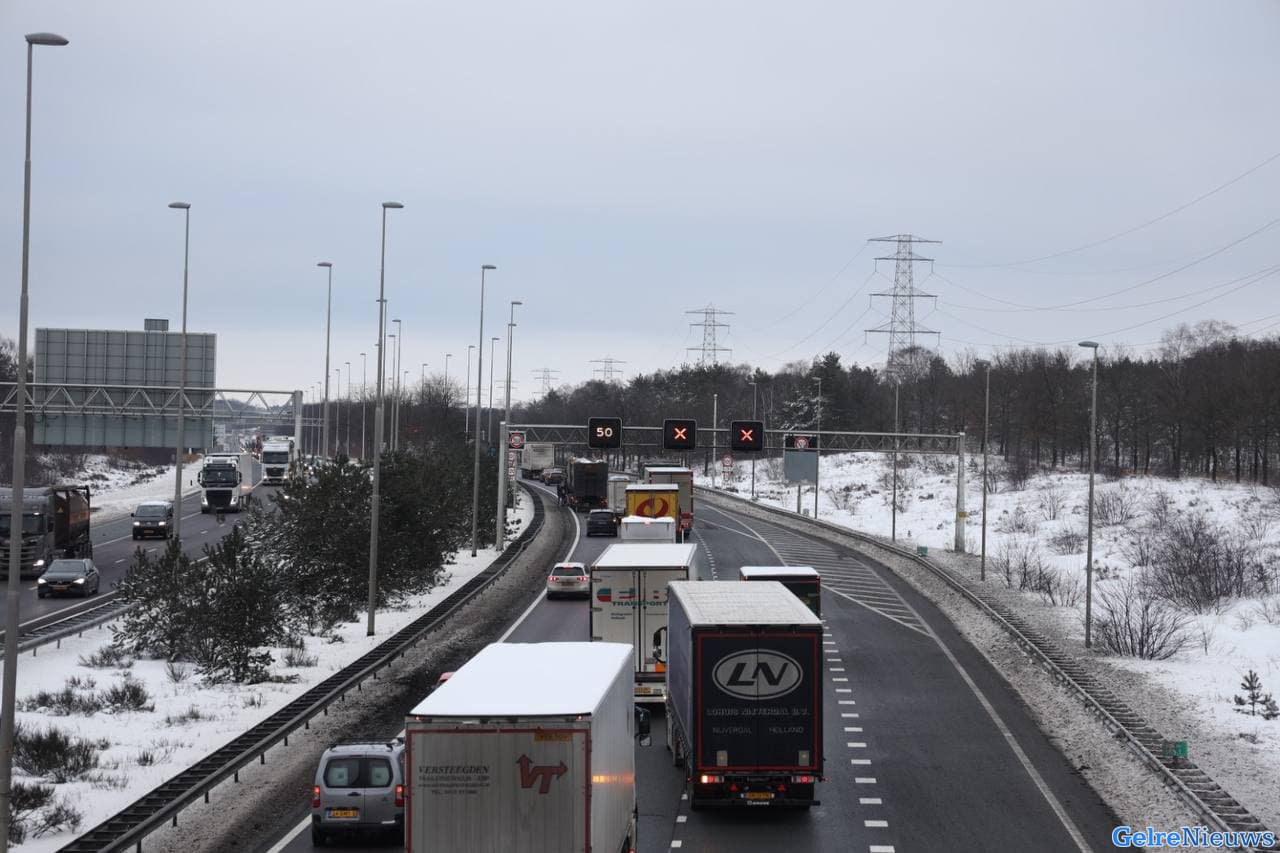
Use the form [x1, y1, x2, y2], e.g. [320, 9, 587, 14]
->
[264, 816, 310, 853]
[671, 842, 683, 849]
[855, 777, 877, 784]
[860, 797, 882, 805]
[869, 846, 896, 853]
[114, 559, 124, 564]
[865, 820, 889, 828]
[676, 815, 687, 823]
[498, 487, 580, 643]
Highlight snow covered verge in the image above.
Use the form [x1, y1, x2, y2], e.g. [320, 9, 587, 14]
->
[701, 453, 1280, 828]
[4, 491, 533, 852]
[35, 453, 202, 525]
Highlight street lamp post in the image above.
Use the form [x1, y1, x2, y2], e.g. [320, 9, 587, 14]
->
[892, 379, 900, 541]
[1, 33, 69, 850]
[814, 377, 822, 518]
[1080, 341, 1100, 649]
[359, 352, 367, 461]
[444, 352, 452, 386]
[168, 201, 192, 540]
[334, 369, 342, 455]
[978, 360, 991, 581]
[471, 265, 497, 556]
[422, 362, 429, 384]
[464, 345, 475, 435]
[387, 332, 397, 451]
[391, 319, 402, 451]
[344, 360, 351, 456]
[748, 379, 758, 498]
[318, 262, 333, 457]
[487, 336, 499, 444]
[496, 301, 522, 549]
[368, 201, 403, 636]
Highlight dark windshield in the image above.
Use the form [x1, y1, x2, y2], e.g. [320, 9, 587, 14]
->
[135, 505, 169, 518]
[46, 560, 87, 576]
[202, 469, 238, 484]
[0, 514, 45, 536]
[262, 451, 290, 464]
[552, 566, 584, 576]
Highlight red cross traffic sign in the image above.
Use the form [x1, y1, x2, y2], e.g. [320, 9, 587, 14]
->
[508, 431, 525, 450]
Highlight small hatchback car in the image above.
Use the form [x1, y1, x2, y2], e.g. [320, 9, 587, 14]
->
[311, 740, 405, 845]
[546, 562, 589, 599]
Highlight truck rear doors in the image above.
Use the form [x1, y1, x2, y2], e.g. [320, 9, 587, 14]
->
[591, 567, 687, 702]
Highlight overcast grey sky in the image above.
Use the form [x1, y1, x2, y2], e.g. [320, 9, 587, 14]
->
[3, 1, 1278, 398]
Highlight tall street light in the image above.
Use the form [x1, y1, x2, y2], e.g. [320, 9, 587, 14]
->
[168, 201, 192, 539]
[464, 344, 475, 435]
[368, 201, 403, 636]
[344, 360, 351, 456]
[386, 332, 397, 449]
[977, 360, 991, 582]
[471, 265, 497, 556]
[747, 378, 758, 498]
[496, 301, 522, 549]
[2, 33, 69, 850]
[421, 361, 429, 384]
[392, 318, 403, 450]
[487, 335, 499, 444]
[334, 369, 342, 455]
[359, 352, 367, 461]
[317, 262, 333, 458]
[1080, 340, 1100, 649]
[444, 352, 452, 386]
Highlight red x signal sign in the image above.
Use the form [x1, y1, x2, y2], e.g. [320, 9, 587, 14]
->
[730, 420, 764, 452]
[663, 418, 697, 451]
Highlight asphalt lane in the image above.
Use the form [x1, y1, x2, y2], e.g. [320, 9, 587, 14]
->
[17, 482, 277, 626]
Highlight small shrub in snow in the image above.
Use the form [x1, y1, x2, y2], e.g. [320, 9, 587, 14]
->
[992, 538, 1045, 591]
[1147, 515, 1260, 612]
[1032, 567, 1082, 608]
[1196, 622, 1215, 655]
[282, 647, 318, 668]
[164, 706, 211, 726]
[1252, 596, 1280, 626]
[135, 749, 156, 767]
[101, 675, 154, 712]
[13, 723, 102, 782]
[18, 678, 105, 716]
[995, 506, 1038, 536]
[164, 660, 193, 684]
[1119, 532, 1158, 569]
[1232, 670, 1280, 720]
[1094, 486, 1137, 526]
[1003, 454, 1034, 492]
[1094, 576, 1190, 660]
[1239, 509, 1272, 541]
[1145, 488, 1176, 531]
[1037, 482, 1067, 521]
[1048, 526, 1085, 555]
[7, 781, 82, 843]
[78, 645, 133, 669]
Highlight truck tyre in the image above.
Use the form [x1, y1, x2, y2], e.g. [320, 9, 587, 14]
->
[310, 826, 327, 846]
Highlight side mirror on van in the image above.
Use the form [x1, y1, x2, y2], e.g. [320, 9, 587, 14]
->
[635, 706, 652, 747]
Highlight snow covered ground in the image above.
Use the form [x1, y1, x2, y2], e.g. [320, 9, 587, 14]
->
[6, 491, 533, 851]
[701, 452, 1280, 819]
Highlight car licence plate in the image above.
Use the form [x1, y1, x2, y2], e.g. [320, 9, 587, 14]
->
[745, 792, 774, 801]
[329, 808, 358, 819]
[52, 585, 68, 592]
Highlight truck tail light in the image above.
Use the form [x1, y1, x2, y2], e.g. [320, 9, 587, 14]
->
[312, 785, 321, 808]
[395, 784, 404, 807]
[792, 775, 813, 784]
[698, 774, 723, 784]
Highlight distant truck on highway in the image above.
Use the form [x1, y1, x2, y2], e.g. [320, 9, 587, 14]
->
[261, 437, 296, 485]
[566, 459, 608, 511]
[519, 442, 555, 479]
[591, 542, 696, 704]
[405, 642, 646, 853]
[624, 484, 681, 540]
[197, 453, 252, 513]
[666, 580, 824, 808]
[0, 485, 92, 579]
[644, 466, 694, 539]
[739, 566, 822, 616]
[606, 473, 631, 518]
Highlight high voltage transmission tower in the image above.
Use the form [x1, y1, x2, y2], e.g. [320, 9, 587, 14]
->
[531, 368, 560, 394]
[866, 234, 941, 377]
[686, 305, 733, 365]
[590, 358, 626, 383]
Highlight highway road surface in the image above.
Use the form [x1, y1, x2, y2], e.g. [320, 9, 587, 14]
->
[267, 484, 1122, 853]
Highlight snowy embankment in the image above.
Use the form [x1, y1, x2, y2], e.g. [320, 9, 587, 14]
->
[6, 489, 533, 852]
[702, 453, 1280, 824]
[40, 453, 203, 524]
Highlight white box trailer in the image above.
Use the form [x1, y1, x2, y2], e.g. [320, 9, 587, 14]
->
[405, 642, 638, 853]
[520, 443, 556, 479]
[590, 543, 696, 704]
[619, 516, 677, 543]
[606, 474, 631, 517]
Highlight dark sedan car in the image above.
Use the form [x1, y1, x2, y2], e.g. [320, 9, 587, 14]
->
[36, 558, 101, 598]
[586, 509, 618, 537]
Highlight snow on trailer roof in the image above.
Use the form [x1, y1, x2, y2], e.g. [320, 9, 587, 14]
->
[625, 483, 678, 491]
[739, 566, 821, 579]
[645, 467, 692, 474]
[593, 543, 697, 568]
[668, 580, 822, 627]
[408, 642, 631, 718]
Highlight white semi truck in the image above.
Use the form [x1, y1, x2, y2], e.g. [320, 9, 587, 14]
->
[590, 542, 696, 704]
[519, 442, 555, 479]
[405, 642, 645, 853]
[261, 437, 296, 485]
[197, 452, 254, 513]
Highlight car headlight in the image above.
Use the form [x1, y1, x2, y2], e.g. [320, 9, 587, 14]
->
[158, 521, 167, 526]
[36, 578, 45, 585]
[73, 578, 85, 585]
[133, 521, 141, 527]
[33, 559, 44, 568]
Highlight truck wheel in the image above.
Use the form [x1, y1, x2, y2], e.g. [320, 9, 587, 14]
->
[310, 826, 327, 846]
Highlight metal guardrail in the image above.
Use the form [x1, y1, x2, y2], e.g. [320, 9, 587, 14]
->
[1, 594, 130, 655]
[58, 483, 547, 853]
[696, 486, 1276, 853]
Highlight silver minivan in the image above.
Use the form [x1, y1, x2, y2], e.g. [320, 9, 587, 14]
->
[311, 740, 405, 845]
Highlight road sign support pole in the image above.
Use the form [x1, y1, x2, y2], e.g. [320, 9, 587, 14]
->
[496, 421, 508, 552]
[293, 391, 303, 460]
[954, 432, 966, 553]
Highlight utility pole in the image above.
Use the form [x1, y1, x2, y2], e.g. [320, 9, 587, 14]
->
[686, 305, 734, 365]
[866, 235, 941, 377]
[531, 367, 560, 394]
[590, 357, 626, 383]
